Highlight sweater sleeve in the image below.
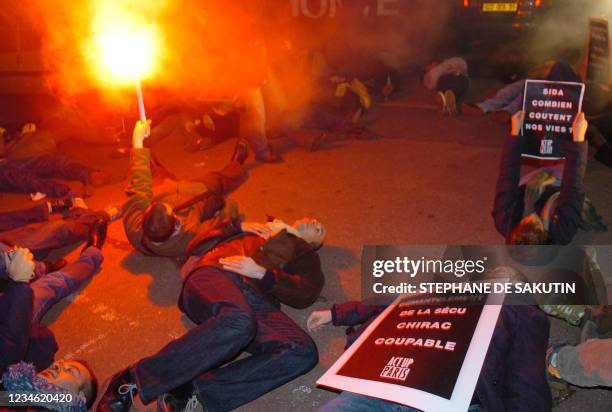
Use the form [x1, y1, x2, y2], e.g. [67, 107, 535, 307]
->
[331, 301, 386, 326]
[492, 135, 526, 238]
[122, 148, 153, 254]
[549, 141, 588, 244]
[0, 283, 34, 374]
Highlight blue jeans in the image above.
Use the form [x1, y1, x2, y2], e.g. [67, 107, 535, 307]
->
[318, 392, 483, 412]
[318, 392, 418, 412]
[29, 247, 103, 323]
[0, 247, 103, 373]
[477, 79, 525, 114]
[0, 155, 94, 198]
[0, 210, 102, 259]
[0, 204, 49, 232]
[131, 267, 318, 411]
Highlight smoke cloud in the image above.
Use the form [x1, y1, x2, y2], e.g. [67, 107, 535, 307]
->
[16, 0, 454, 126]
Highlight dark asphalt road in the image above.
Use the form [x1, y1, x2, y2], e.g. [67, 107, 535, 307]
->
[1, 76, 610, 411]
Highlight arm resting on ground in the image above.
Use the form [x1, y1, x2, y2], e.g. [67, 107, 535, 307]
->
[549, 141, 588, 244]
[331, 301, 386, 326]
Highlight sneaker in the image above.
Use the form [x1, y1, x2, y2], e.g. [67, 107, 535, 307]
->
[255, 149, 283, 163]
[184, 395, 203, 412]
[230, 139, 249, 165]
[444, 90, 457, 116]
[437, 91, 448, 116]
[97, 368, 138, 412]
[545, 339, 575, 406]
[48, 198, 74, 214]
[81, 217, 108, 254]
[156, 384, 202, 412]
[546, 339, 569, 381]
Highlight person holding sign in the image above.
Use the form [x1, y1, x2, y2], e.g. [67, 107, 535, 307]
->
[492, 109, 602, 245]
[308, 302, 551, 412]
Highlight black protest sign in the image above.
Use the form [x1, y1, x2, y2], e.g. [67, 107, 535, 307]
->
[586, 18, 610, 84]
[317, 293, 502, 412]
[521, 80, 585, 160]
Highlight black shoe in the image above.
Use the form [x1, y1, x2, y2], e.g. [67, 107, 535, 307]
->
[97, 368, 138, 412]
[309, 132, 327, 152]
[49, 198, 73, 214]
[255, 149, 283, 163]
[230, 139, 249, 165]
[81, 217, 108, 254]
[156, 383, 195, 412]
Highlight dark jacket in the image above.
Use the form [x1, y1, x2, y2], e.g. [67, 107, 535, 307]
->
[185, 219, 324, 309]
[0, 259, 57, 375]
[332, 302, 552, 412]
[492, 135, 587, 245]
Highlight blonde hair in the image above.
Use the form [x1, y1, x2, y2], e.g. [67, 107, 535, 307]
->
[508, 214, 548, 245]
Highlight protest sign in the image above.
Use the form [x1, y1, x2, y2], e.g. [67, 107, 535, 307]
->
[521, 79, 585, 160]
[317, 292, 503, 412]
[586, 18, 610, 84]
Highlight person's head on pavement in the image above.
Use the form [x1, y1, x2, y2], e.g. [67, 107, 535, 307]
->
[508, 213, 548, 245]
[143, 202, 178, 243]
[38, 359, 98, 409]
[292, 218, 326, 249]
[2, 360, 98, 411]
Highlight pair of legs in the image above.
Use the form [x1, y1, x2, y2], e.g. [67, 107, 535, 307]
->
[240, 88, 277, 161]
[190, 160, 245, 199]
[0, 246, 103, 372]
[130, 267, 318, 411]
[318, 392, 483, 412]
[0, 203, 50, 232]
[437, 73, 469, 115]
[0, 210, 105, 259]
[0, 155, 95, 198]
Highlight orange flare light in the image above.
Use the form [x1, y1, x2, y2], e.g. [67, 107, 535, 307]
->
[87, 2, 161, 85]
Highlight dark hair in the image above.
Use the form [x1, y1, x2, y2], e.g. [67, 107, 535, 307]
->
[546, 61, 581, 83]
[142, 203, 176, 242]
[74, 359, 98, 409]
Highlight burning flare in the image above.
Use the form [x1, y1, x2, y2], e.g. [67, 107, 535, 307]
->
[87, 1, 162, 85]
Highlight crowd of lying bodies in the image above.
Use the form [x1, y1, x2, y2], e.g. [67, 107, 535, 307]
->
[0, 57, 611, 412]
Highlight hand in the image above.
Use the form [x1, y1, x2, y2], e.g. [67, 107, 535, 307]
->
[572, 112, 587, 143]
[240, 222, 272, 239]
[307, 310, 332, 332]
[6, 248, 35, 283]
[132, 119, 152, 149]
[510, 111, 525, 136]
[219, 256, 266, 279]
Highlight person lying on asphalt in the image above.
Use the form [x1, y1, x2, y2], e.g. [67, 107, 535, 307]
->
[98, 215, 326, 412]
[123, 120, 248, 258]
